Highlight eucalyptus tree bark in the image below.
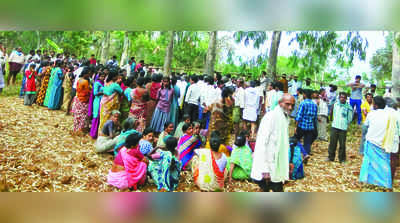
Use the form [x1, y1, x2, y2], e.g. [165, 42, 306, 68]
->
[392, 32, 400, 97]
[163, 31, 175, 77]
[267, 31, 282, 81]
[36, 31, 40, 49]
[100, 31, 111, 65]
[204, 31, 218, 76]
[120, 31, 130, 67]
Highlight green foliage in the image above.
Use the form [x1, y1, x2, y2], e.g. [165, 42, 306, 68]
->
[370, 32, 393, 84]
[46, 39, 63, 54]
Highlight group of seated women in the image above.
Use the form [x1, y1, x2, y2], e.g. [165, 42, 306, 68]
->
[102, 113, 306, 191]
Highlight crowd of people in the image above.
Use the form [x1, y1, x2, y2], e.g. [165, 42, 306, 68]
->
[0, 45, 399, 192]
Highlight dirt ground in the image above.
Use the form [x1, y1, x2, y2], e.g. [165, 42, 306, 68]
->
[0, 96, 398, 192]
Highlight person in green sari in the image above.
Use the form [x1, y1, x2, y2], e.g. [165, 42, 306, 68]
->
[228, 134, 253, 182]
[43, 66, 56, 107]
[174, 114, 191, 139]
[148, 136, 181, 191]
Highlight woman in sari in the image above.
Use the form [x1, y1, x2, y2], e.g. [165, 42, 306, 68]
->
[89, 73, 105, 139]
[206, 87, 234, 156]
[129, 77, 148, 133]
[114, 117, 140, 156]
[95, 110, 121, 153]
[227, 134, 253, 182]
[139, 127, 155, 156]
[47, 60, 64, 110]
[72, 67, 92, 134]
[174, 114, 191, 139]
[150, 76, 174, 133]
[192, 134, 227, 191]
[98, 73, 123, 135]
[107, 132, 148, 190]
[145, 74, 162, 127]
[36, 63, 52, 105]
[61, 66, 74, 112]
[156, 122, 174, 149]
[177, 123, 202, 170]
[169, 77, 180, 129]
[288, 137, 306, 180]
[148, 137, 181, 192]
[118, 75, 131, 122]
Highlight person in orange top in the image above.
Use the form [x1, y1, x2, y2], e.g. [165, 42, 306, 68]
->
[24, 64, 37, 106]
[279, 74, 289, 93]
[73, 67, 92, 134]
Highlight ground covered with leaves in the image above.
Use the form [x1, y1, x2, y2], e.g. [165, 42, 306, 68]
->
[0, 96, 398, 192]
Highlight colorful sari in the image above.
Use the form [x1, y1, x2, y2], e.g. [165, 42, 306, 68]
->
[208, 101, 233, 146]
[289, 143, 305, 180]
[129, 88, 147, 132]
[227, 145, 253, 180]
[36, 66, 51, 106]
[98, 83, 122, 135]
[148, 150, 181, 191]
[107, 147, 147, 190]
[205, 141, 232, 157]
[169, 85, 180, 128]
[178, 134, 201, 170]
[114, 129, 139, 156]
[360, 141, 392, 189]
[120, 88, 131, 123]
[47, 67, 64, 110]
[72, 78, 91, 132]
[145, 82, 161, 127]
[192, 149, 226, 191]
[61, 72, 73, 111]
[43, 67, 56, 107]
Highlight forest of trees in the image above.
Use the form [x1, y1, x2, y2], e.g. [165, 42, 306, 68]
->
[0, 30, 397, 95]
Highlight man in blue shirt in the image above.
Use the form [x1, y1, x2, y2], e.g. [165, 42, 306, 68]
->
[295, 89, 318, 155]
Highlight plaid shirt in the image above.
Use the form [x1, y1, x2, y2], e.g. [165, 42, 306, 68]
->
[332, 102, 353, 131]
[295, 99, 318, 130]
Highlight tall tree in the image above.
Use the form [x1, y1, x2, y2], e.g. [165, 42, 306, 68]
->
[100, 31, 111, 65]
[392, 32, 400, 97]
[267, 31, 282, 80]
[204, 31, 218, 75]
[36, 31, 40, 49]
[120, 31, 130, 66]
[163, 31, 175, 76]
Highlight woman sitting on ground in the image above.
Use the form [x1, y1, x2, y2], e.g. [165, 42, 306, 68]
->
[107, 132, 148, 190]
[177, 123, 202, 170]
[139, 127, 155, 156]
[148, 137, 181, 192]
[227, 134, 253, 182]
[95, 110, 121, 153]
[113, 117, 140, 156]
[156, 121, 174, 149]
[192, 133, 227, 191]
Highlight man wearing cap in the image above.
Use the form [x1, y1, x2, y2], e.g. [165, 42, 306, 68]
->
[347, 75, 365, 125]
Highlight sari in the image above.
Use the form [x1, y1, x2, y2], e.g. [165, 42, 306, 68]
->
[289, 143, 305, 180]
[205, 141, 232, 157]
[72, 79, 91, 132]
[208, 101, 233, 146]
[148, 150, 181, 191]
[178, 134, 201, 170]
[47, 67, 64, 110]
[360, 141, 392, 189]
[114, 129, 139, 156]
[145, 82, 161, 127]
[174, 121, 185, 139]
[227, 145, 253, 180]
[43, 67, 57, 107]
[98, 83, 122, 135]
[192, 149, 226, 191]
[36, 66, 51, 106]
[129, 88, 147, 132]
[89, 80, 104, 139]
[120, 88, 131, 123]
[156, 131, 170, 149]
[61, 72, 73, 111]
[107, 147, 147, 190]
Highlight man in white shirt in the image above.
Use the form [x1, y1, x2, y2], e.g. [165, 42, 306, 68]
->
[360, 96, 400, 189]
[233, 78, 245, 135]
[184, 75, 201, 122]
[288, 75, 301, 97]
[243, 81, 261, 139]
[107, 55, 119, 67]
[251, 93, 295, 192]
[317, 90, 329, 141]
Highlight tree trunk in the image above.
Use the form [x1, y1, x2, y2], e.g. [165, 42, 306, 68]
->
[392, 32, 400, 97]
[36, 31, 40, 49]
[204, 31, 218, 76]
[163, 31, 175, 77]
[267, 31, 282, 81]
[120, 31, 130, 67]
[100, 31, 111, 65]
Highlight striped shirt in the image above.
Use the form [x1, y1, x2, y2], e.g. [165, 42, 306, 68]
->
[318, 100, 329, 117]
[331, 102, 353, 131]
[295, 99, 318, 130]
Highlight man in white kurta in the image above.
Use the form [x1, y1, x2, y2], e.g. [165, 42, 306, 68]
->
[243, 81, 261, 138]
[251, 93, 295, 192]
